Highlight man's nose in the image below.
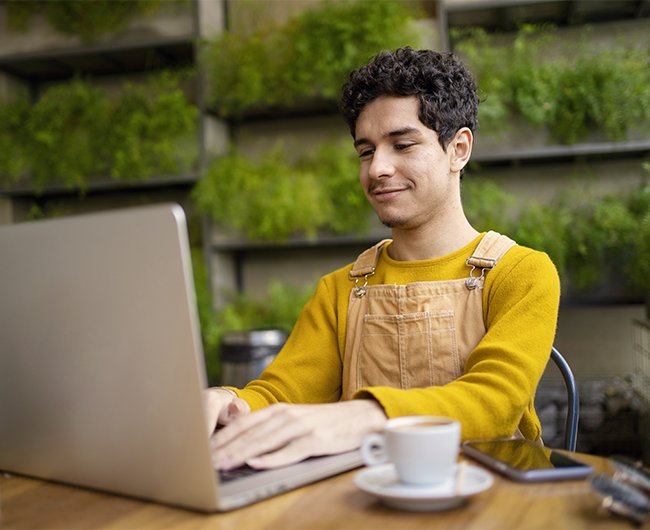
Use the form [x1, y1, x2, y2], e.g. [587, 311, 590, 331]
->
[368, 148, 395, 179]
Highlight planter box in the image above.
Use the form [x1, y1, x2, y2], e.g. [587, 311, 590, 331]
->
[0, 1, 224, 84]
[0, 2, 194, 59]
[472, 115, 650, 168]
[0, 173, 201, 198]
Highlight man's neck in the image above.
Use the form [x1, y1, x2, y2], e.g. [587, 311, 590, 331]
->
[386, 218, 480, 262]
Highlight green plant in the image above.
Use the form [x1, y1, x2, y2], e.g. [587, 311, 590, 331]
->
[22, 78, 112, 190]
[303, 141, 370, 235]
[193, 140, 373, 241]
[562, 192, 636, 290]
[192, 248, 223, 384]
[107, 71, 199, 180]
[205, 28, 283, 116]
[0, 93, 31, 183]
[194, 145, 326, 241]
[463, 179, 518, 235]
[204, 0, 423, 117]
[626, 166, 650, 310]
[0, 71, 198, 192]
[453, 25, 650, 144]
[192, 246, 317, 384]
[215, 279, 317, 338]
[281, 0, 421, 101]
[516, 202, 573, 280]
[4, 0, 170, 42]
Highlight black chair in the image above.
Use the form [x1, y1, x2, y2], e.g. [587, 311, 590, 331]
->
[550, 347, 579, 452]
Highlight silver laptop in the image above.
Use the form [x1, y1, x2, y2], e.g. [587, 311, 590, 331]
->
[0, 203, 362, 512]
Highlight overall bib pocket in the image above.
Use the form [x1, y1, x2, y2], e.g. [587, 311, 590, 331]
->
[357, 310, 459, 391]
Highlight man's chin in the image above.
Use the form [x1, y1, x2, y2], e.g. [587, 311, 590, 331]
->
[379, 215, 417, 230]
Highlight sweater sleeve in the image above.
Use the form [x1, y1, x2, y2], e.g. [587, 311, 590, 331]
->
[231, 274, 345, 410]
[353, 250, 560, 442]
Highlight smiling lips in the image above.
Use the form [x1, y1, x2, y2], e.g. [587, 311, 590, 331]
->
[369, 185, 409, 202]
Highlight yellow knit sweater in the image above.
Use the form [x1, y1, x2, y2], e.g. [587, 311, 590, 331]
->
[233, 233, 560, 442]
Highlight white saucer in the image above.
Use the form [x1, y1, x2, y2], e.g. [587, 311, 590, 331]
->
[353, 463, 494, 512]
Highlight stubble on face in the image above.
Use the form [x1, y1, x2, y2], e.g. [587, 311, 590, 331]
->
[377, 210, 419, 230]
[365, 180, 418, 229]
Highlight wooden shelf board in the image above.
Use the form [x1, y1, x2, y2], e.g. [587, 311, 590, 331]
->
[0, 173, 201, 197]
[0, 38, 194, 82]
[471, 140, 650, 167]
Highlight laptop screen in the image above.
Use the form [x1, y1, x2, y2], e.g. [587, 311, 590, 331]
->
[0, 204, 220, 511]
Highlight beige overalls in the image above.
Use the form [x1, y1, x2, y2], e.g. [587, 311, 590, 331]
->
[342, 231, 516, 400]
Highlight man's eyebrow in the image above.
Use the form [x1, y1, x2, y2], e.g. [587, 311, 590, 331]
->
[354, 127, 423, 148]
[386, 127, 422, 138]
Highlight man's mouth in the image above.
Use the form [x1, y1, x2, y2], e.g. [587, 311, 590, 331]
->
[370, 186, 408, 202]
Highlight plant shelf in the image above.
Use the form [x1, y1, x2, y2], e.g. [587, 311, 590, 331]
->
[471, 139, 650, 168]
[207, 97, 343, 124]
[444, 0, 650, 33]
[0, 173, 201, 198]
[211, 232, 391, 253]
[0, 37, 194, 83]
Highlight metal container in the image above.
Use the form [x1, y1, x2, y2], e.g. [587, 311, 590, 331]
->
[220, 329, 287, 388]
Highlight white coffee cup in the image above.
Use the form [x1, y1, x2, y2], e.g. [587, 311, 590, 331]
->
[360, 415, 461, 485]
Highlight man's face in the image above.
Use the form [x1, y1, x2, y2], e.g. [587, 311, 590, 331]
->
[354, 95, 458, 231]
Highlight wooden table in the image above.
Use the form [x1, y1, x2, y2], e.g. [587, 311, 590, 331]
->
[0, 453, 638, 529]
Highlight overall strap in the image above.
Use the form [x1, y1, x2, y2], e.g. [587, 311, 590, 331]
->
[348, 239, 391, 279]
[347, 232, 516, 291]
[348, 239, 391, 298]
[466, 231, 517, 289]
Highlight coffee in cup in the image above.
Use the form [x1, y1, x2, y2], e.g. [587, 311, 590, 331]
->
[360, 415, 461, 485]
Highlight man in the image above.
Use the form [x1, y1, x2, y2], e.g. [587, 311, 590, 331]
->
[204, 48, 560, 472]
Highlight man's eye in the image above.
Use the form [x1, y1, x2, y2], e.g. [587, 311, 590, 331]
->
[395, 143, 413, 151]
[358, 149, 374, 158]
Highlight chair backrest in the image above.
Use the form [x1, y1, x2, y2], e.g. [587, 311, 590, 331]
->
[550, 347, 579, 452]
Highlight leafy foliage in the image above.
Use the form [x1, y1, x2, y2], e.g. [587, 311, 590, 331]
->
[107, 72, 199, 180]
[453, 25, 650, 144]
[204, 0, 423, 117]
[215, 279, 316, 339]
[21, 79, 110, 190]
[626, 165, 650, 295]
[461, 179, 517, 235]
[0, 71, 198, 192]
[562, 193, 636, 290]
[192, 246, 316, 384]
[192, 248, 222, 384]
[303, 141, 370, 235]
[0, 94, 31, 182]
[193, 140, 373, 241]
[4, 0, 169, 42]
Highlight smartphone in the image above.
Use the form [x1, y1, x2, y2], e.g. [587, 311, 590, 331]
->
[462, 439, 594, 482]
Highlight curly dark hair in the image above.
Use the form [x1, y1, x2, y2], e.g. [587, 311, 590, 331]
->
[340, 47, 479, 151]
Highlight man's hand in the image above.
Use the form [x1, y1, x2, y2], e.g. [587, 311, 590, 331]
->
[202, 387, 251, 437]
[211, 400, 387, 471]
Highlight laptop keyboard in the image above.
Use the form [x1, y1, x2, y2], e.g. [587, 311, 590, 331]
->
[219, 463, 262, 483]
[213, 424, 263, 483]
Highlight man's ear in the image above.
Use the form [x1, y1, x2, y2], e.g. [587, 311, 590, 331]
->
[449, 128, 473, 173]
